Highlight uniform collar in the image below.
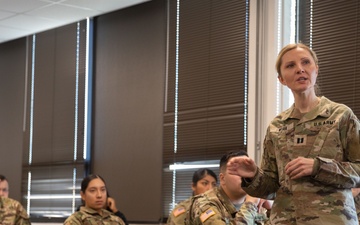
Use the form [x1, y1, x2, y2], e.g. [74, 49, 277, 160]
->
[217, 186, 238, 216]
[281, 96, 332, 122]
[80, 206, 112, 218]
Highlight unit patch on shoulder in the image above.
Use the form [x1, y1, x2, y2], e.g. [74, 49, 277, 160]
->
[200, 208, 216, 223]
[173, 207, 186, 217]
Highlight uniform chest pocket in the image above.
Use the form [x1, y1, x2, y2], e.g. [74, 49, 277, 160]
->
[274, 127, 296, 151]
[292, 125, 322, 152]
[311, 125, 343, 159]
[0, 211, 16, 225]
[270, 127, 295, 167]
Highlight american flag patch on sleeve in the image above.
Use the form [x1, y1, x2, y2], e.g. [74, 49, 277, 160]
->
[200, 208, 215, 222]
[173, 207, 186, 217]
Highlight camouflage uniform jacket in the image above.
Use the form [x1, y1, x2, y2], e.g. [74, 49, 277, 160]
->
[167, 197, 192, 225]
[0, 196, 31, 225]
[354, 194, 360, 224]
[64, 206, 126, 225]
[242, 96, 360, 225]
[186, 187, 268, 225]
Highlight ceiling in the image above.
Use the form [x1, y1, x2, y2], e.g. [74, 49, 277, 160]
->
[0, 0, 149, 44]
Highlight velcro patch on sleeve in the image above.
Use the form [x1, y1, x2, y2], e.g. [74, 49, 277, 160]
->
[200, 208, 216, 223]
[173, 207, 186, 217]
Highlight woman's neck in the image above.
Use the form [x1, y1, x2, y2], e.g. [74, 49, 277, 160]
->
[293, 93, 319, 113]
[85, 205, 103, 215]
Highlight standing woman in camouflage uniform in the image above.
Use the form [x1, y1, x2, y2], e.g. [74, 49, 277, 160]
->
[227, 43, 360, 225]
[167, 168, 218, 225]
[64, 174, 126, 225]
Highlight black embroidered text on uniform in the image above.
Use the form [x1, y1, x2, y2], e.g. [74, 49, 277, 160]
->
[313, 120, 336, 126]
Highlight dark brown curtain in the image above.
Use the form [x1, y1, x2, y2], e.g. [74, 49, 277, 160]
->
[297, 0, 360, 116]
[163, 0, 249, 217]
[22, 21, 87, 222]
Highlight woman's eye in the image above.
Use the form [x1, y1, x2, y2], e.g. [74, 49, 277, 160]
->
[201, 181, 209, 186]
[285, 64, 294, 68]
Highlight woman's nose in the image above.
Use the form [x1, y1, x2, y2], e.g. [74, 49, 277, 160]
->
[296, 65, 305, 74]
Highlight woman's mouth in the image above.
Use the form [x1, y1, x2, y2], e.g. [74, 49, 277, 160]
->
[297, 77, 307, 81]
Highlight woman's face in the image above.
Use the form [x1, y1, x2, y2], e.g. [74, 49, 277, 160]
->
[278, 47, 318, 95]
[81, 178, 107, 212]
[191, 174, 217, 195]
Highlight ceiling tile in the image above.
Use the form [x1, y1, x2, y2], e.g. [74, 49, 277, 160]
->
[0, 0, 149, 44]
[0, 0, 50, 13]
[0, 14, 60, 32]
[0, 26, 29, 40]
[62, 0, 150, 12]
[0, 10, 14, 20]
[26, 4, 98, 23]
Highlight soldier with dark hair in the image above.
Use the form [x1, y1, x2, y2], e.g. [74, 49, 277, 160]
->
[64, 174, 126, 225]
[167, 168, 218, 225]
[0, 174, 9, 197]
[186, 151, 271, 225]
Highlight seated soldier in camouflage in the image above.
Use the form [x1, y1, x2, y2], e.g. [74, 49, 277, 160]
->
[64, 174, 126, 225]
[0, 196, 31, 225]
[167, 168, 218, 225]
[186, 151, 271, 225]
[0, 175, 9, 197]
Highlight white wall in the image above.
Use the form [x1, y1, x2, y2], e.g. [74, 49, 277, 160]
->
[247, 0, 294, 164]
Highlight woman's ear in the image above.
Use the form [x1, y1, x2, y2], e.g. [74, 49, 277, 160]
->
[191, 182, 196, 192]
[278, 75, 286, 86]
[80, 191, 85, 201]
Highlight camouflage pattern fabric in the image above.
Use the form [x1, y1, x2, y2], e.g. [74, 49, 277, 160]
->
[167, 197, 192, 225]
[186, 187, 268, 225]
[64, 206, 126, 225]
[0, 196, 31, 225]
[354, 194, 360, 223]
[242, 96, 360, 225]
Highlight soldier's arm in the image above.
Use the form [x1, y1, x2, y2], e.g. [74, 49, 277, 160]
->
[63, 216, 82, 225]
[15, 203, 31, 225]
[242, 127, 279, 199]
[192, 206, 226, 225]
[312, 114, 360, 188]
[15, 217, 31, 225]
[168, 205, 187, 225]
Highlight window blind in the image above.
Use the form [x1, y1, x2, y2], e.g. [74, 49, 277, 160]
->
[297, 0, 360, 116]
[22, 20, 87, 222]
[163, 0, 249, 217]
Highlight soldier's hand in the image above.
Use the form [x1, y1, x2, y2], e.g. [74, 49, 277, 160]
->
[259, 199, 273, 210]
[285, 157, 314, 179]
[107, 197, 118, 212]
[227, 156, 257, 178]
[352, 188, 360, 197]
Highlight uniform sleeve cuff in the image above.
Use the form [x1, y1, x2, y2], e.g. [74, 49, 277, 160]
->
[311, 157, 320, 176]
